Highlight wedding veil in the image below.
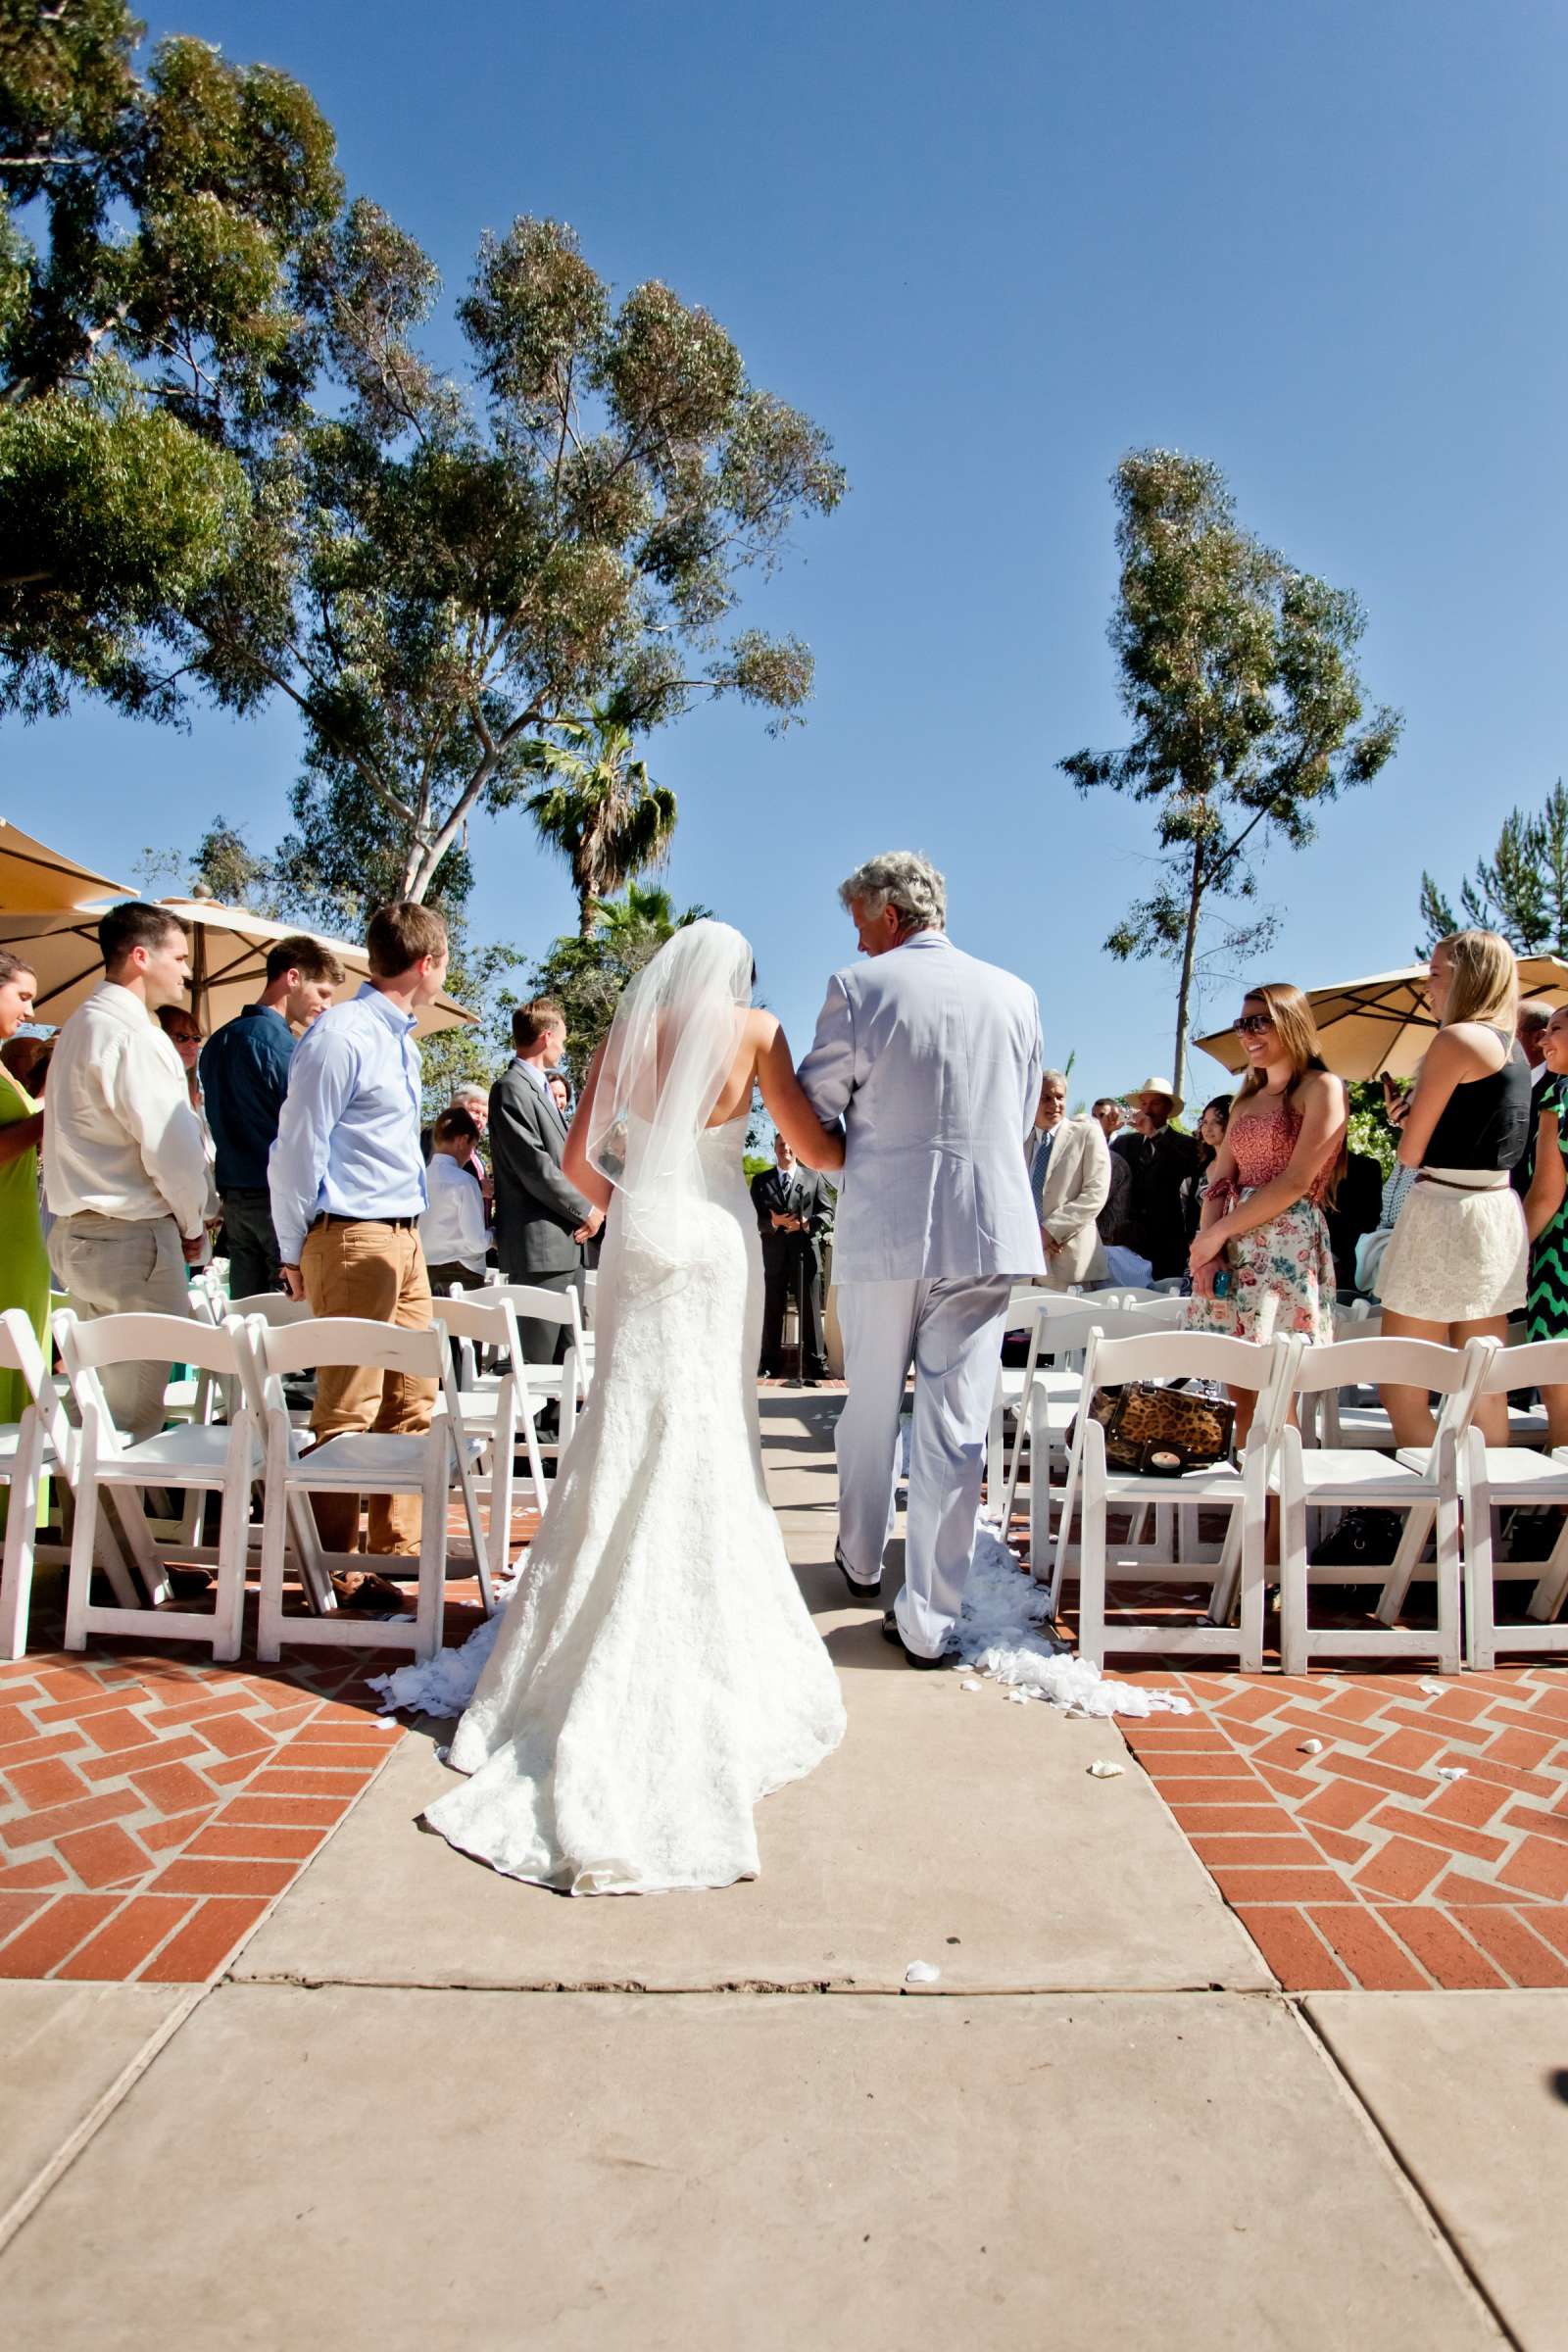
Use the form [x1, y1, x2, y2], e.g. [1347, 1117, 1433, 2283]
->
[586, 918, 754, 1263]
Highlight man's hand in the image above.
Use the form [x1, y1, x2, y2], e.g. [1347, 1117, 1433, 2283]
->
[279, 1263, 306, 1301]
[181, 1233, 206, 1265]
[571, 1205, 604, 1244]
[1041, 1231, 1062, 1259]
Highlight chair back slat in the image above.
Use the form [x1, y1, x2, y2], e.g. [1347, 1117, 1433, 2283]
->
[251, 1314, 445, 1383]
[1084, 1326, 1281, 1396]
[54, 1309, 240, 1382]
[1480, 1338, 1568, 1396]
[1289, 1335, 1477, 1397]
[226, 1294, 316, 1327]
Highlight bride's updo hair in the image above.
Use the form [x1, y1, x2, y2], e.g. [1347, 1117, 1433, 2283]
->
[838, 851, 946, 934]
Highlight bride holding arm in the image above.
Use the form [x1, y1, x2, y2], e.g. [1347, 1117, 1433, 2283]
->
[421, 921, 848, 1897]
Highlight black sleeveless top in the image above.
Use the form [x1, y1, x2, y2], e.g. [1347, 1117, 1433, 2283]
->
[1423, 1028, 1532, 1171]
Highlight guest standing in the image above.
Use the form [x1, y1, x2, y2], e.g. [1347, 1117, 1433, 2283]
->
[1092, 1096, 1134, 1249]
[1524, 1004, 1568, 1446]
[200, 937, 344, 1298]
[270, 903, 449, 1562]
[43, 906, 211, 1440]
[1180, 1094, 1233, 1255]
[751, 1133, 831, 1379]
[1378, 929, 1530, 1448]
[1188, 985, 1347, 1440]
[1026, 1070, 1109, 1290]
[420, 1105, 493, 1297]
[1512, 999, 1554, 1198]
[490, 1000, 600, 1364]
[1112, 1077, 1200, 1280]
[0, 954, 49, 1430]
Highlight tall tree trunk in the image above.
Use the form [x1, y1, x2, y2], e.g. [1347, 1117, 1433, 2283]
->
[578, 886, 597, 940]
[1172, 838, 1204, 1104]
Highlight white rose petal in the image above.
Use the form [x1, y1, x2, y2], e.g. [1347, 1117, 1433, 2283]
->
[1298, 1739, 1324, 1756]
[1088, 1760, 1125, 1780]
[905, 1961, 942, 1985]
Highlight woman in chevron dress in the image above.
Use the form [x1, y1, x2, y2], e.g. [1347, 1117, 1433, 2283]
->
[1525, 1004, 1568, 1447]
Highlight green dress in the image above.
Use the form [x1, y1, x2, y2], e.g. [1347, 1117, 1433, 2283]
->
[1528, 1074, 1568, 1342]
[0, 1062, 49, 1424]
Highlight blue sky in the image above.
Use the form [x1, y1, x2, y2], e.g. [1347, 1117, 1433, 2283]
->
[13, 0, 1565, 1100]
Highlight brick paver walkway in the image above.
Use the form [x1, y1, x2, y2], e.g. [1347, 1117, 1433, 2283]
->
[1115, 1666, 1568, 1991]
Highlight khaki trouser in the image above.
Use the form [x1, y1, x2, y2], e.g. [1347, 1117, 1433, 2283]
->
[53, 1212, 194, 1443]
[300, 1220, 435, 1555]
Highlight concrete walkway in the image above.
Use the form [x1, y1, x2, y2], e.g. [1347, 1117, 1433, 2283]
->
[1, 1396, 1562, 2347]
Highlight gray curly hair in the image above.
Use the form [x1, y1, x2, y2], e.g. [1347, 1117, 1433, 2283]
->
[837, 850, 947, 934]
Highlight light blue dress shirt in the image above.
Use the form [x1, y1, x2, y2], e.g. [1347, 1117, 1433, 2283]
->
[268, 984, 428, 1263]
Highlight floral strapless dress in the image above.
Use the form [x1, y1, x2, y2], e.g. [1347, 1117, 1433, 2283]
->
[1185, 1098, 1340, 1346]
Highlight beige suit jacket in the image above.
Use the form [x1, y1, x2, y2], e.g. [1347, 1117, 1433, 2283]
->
[1025, 1114, 1110, 1289]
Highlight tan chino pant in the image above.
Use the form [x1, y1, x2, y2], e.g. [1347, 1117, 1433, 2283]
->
[300, 1219, 435, 1555]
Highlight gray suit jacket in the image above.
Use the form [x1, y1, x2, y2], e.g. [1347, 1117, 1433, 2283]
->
[797, 931, 1045, 1283]
[489, 1058, 590, 1280]
[1026, 1114, 1109, 1287]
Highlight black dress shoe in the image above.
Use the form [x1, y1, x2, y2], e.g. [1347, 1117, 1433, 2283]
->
[834, 1543, 881, 1601]
[881, 1610, 949, 1670]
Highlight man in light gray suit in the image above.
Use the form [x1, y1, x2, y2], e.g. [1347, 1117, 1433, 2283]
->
[797, 852, 1044, 1665]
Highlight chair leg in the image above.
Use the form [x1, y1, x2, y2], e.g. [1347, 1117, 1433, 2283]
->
[1526, 1515, 1568, 1623]
[1434, 1487, 1462, 1675]
[1279, 1483, 1310, 1677]
[64, 1453, 101, 1653]
[1374, 1502, 1435, 1625]
[1238, 1485, 1266, 1674]
[0, 1422, 45, 1662]
[415, 1456, 447, 1664]
[1463, 1484, 1496, 1672]
[257, 1425, 291, 1664]
[1078, 1478, 1107, 1668]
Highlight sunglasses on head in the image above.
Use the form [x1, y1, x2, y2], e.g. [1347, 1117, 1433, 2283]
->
[1233, 1013, 1274, 1036]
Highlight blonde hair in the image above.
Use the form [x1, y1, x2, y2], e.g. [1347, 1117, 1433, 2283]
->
[1432, 929, 1517, 1030]
[1235, 982, 1345, 1202]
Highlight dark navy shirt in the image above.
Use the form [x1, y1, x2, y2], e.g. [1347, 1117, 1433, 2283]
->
[199, 1003, 296, 1193]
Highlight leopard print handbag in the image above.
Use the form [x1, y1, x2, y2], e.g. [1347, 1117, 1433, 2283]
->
[1072, 1381, 1237, 1477]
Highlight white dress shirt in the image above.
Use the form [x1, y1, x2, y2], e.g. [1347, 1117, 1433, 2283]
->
[420, 1152, 491, 1274]
[268, 983, 428, 1264]
[43, 982, 212, 1238]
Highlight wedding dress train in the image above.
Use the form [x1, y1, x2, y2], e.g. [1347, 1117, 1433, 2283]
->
[421, 1116, 847, 1893]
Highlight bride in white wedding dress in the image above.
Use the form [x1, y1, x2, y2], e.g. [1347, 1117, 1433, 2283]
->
[420, 919, 848, 1894]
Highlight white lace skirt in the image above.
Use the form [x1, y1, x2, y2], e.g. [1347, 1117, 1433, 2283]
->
[1377, 1170, 1528, 1324]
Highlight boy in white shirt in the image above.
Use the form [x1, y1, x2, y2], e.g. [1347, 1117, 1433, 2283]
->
[419, 1104, 492, 1297]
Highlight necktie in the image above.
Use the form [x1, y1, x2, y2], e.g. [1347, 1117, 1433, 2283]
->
[1029, 1130, 1054, 1215]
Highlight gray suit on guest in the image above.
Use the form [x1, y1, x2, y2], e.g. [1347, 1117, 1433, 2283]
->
[798, 930, 1044, 1657]
[489, 1056, 589, 1362]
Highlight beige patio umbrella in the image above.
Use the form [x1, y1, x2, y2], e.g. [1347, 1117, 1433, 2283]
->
[0, 816, 130, 916]
[0, 891, 476, 1041]
[1195, 955, 1568, 1082]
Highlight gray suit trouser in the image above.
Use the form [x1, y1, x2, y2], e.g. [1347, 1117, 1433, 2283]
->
[503, 1264, 585, 1366]
[835, 1275, 1012, 1659]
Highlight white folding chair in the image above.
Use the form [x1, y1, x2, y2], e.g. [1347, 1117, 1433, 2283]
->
[1048, 1328, 1298, 1669]
[1017, 1295, 1195, 1556]
[53, 1310, 260, 1662]
[1275, 1335, 1494, 1676]
[240, 1315, 489, 1664]
[478, 1281, 587, 1442]
[1459, 1340, 1568, 1668]
[226, 1293, 317, 1326]
[0, 1308, 97, 1660]
[431, 1289, 550, 1575]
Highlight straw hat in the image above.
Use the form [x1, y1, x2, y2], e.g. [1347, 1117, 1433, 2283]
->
[1124, 1074, 1185, 1115]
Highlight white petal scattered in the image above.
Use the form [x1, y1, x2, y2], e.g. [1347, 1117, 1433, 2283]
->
[1088, 1760, 1125, 1780]
[958, 1524, 1192, 1716]
[1004, 1689, 1029, 1704]
[369, 1610, 505, 1718]
[1418, 1681, 1446, 1697]
[905, 1961, 942, 1985]
[1298, 1738, 1324, 1756]
[1437, 1766, 1468, 1783]
[959, 1678, 983, 1691]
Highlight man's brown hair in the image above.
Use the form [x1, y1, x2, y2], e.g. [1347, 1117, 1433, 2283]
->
[366, 902, 448, 979]
[512, 999, 566, 1052]
[266, 933, 348, 987]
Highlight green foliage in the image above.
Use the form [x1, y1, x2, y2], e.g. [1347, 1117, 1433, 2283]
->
[522, 700, 677, 938]
[524, 876, 709, 1076]
[1346, 1077, 1398, 1178]
[1063, 451, 1401, 1094]
[1417, 780, 1568, 956]
[189, 203, 844, 901]
[0, 4, 344, 713]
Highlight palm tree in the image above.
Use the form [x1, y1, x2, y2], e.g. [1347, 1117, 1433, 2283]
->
[523, 705, 678, 939]
[595, 879, 710, 947]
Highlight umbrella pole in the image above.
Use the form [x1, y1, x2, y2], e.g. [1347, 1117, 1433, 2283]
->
[190, 921, 208, 1029]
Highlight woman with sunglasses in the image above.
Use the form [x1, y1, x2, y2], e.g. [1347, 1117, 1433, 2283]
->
[1188, 985, 1347, 1435]
[1378, 929, 1529, 1446]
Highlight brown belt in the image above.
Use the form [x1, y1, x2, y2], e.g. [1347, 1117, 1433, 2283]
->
[311, 1212, 419, 1231]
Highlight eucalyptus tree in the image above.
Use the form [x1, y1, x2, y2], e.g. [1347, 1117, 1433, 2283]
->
[1062, 450, 1400, 1093]
[0, 1, 343, 713]
[191, 204, 845, 901]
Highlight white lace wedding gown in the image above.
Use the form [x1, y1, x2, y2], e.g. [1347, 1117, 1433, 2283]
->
[421, 1116, 847, 1894]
